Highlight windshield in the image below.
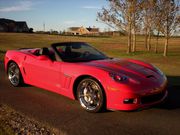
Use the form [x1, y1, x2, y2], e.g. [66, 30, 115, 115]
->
[54, 42, 108, 62]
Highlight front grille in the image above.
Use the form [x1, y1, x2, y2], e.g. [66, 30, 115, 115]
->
[141, 91, 165, 104]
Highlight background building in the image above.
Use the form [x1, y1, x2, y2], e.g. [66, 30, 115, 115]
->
[0, 18, 29, 33]
[68, 26, 99, 35]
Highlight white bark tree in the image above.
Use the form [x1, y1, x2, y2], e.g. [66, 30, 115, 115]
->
[141, 0, 156, 51]
[97, 0, 142, 54]
[161, 0, 179, 56]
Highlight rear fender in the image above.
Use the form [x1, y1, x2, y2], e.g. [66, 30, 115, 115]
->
[5, 51, 26, 77]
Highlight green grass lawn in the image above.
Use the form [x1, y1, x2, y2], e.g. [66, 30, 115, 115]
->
[0, 32, 180, 79]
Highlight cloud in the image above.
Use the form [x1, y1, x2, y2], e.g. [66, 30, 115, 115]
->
[0, 1, 33, 12]
[82, 6, 100, 10]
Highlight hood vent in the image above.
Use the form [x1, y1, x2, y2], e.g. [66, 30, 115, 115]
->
[146, 75, 154, 78]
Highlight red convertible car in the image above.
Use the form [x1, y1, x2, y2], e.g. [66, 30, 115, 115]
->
[4, 42, 168, 112]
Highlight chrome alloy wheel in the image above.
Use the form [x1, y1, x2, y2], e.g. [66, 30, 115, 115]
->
[77, 78, 104, 112]
[8, 62, 21, 86]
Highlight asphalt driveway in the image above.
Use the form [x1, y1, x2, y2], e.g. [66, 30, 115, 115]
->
[0, 62, 180, 135]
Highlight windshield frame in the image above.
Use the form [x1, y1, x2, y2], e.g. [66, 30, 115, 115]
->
[51, 42, 108, 62]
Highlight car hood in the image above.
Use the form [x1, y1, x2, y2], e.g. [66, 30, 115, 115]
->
[83, 58, 159, 79]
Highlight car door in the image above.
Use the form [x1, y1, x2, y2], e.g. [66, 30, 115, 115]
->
[23, 55, 62, 93]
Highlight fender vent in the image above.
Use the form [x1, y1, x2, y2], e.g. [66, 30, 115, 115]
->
[23, 67, 26, 75]
[146, 75, 154, 78]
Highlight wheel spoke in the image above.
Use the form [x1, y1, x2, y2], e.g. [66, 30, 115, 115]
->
[8, 63, 20, 86]
[78, 79, 103, 112]
[79, 94, 85, 98]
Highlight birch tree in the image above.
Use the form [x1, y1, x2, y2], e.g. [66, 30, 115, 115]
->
[132, 0, 142, 52]
[161, 0, 179, 56]
[97, 0, 142, 53]
[153, 0, 164, 53]
[141, 0, 156, 51]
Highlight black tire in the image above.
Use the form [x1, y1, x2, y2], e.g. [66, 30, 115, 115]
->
[7, 62, 23, 87]
[77, 78, 105, 113]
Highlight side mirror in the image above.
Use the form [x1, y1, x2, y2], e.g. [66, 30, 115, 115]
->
[37, 55, 50, 60]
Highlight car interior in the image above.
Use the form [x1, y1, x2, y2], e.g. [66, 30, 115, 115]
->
[31, 47, 56, 61]
[40, 47, 56, 61]
[28, 43, 107, 62]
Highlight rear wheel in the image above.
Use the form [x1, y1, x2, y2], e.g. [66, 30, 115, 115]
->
[77, 78, 105, 113]
[8, 62, 23, 87]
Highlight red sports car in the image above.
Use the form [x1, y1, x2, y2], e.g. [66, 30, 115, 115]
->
[4, 42, 168, 112]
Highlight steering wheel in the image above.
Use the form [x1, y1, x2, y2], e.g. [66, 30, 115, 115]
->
[82, 51, 90, 57]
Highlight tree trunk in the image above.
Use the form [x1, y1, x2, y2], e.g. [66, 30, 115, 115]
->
[132, 11, 136, 53]
[127, 30, 131, 53]
[155, 31, 159, 53]
[144, 27, 148, 49]
[147, 29, 151, 51]
[132, 30, 136, 52]
[127, 21, 132, 54]
[163, 36, 169, 56]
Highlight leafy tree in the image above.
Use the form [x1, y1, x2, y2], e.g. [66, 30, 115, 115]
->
[97, 0, 142, 53]
[153, 0, 164, 53]
[29, 28, 34, 33]
[161, 0, 179, 56]
[140, 0, 156, 51]
[131, 0, 142, 52]
[97, 0, 179, 56]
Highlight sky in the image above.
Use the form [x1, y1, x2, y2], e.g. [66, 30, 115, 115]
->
[0, 0, 109, 32]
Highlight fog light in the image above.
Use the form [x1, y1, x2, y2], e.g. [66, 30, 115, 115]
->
[123, 98, 137, 104]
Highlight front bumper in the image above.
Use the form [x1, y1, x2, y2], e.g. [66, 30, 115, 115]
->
[106, 81, 168, 111]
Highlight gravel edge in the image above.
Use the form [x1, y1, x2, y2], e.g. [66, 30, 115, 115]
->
[0, 104, 67, 135]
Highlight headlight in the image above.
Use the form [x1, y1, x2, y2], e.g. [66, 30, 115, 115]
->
[109, 73, 127, 82]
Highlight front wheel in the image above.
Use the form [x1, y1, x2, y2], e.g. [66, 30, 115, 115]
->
[77, 78, 105, 113]
[8, 62, 23, 87]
